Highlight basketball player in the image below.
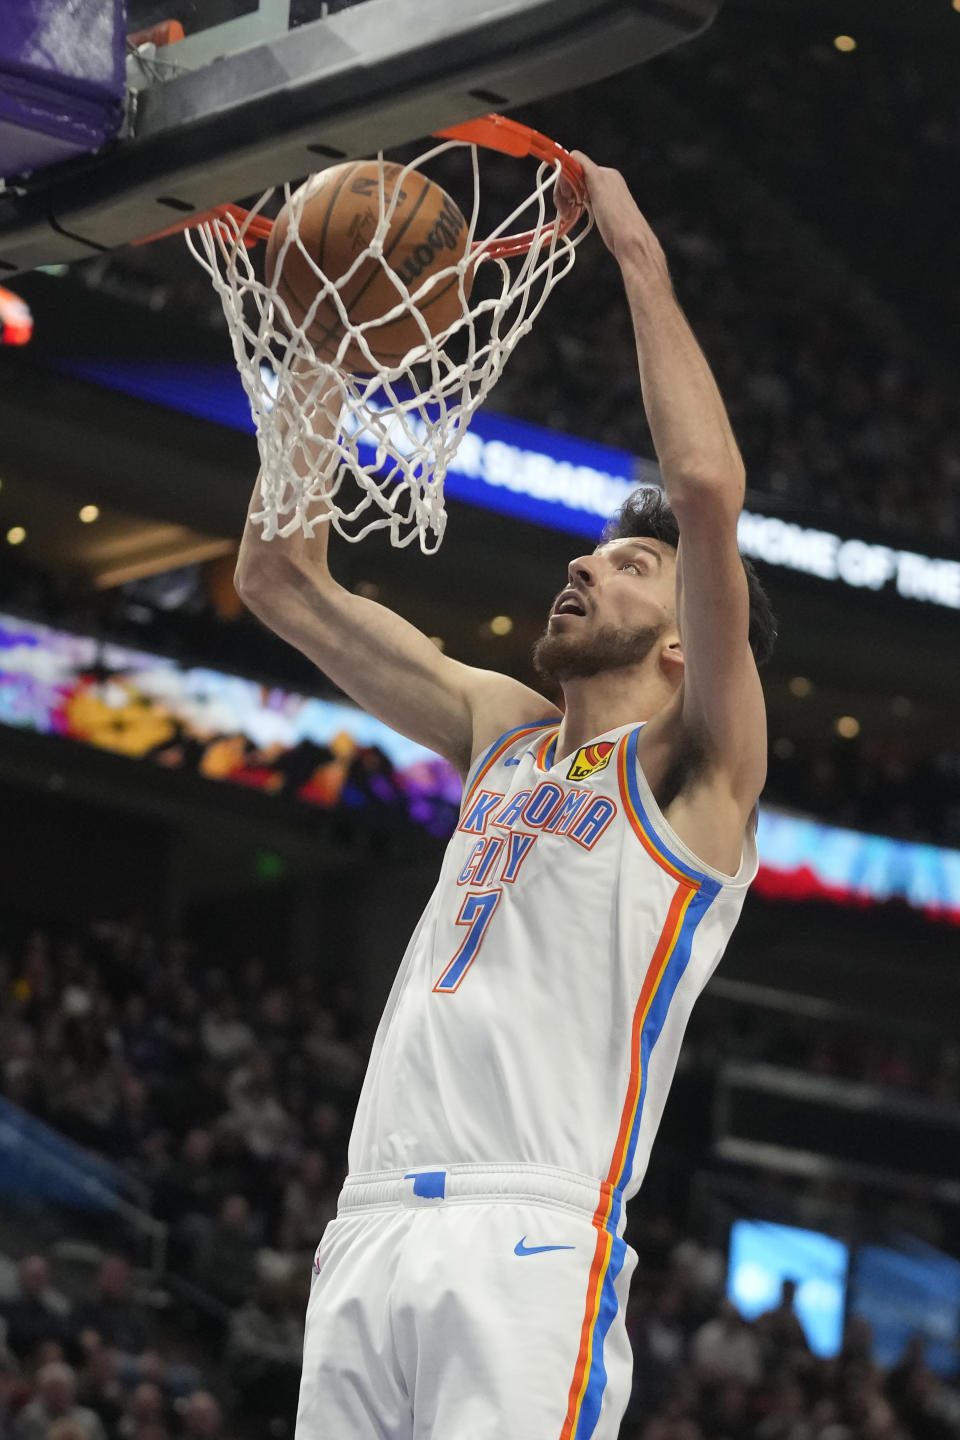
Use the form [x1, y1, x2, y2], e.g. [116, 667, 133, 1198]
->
[235, 153, 776, 1439]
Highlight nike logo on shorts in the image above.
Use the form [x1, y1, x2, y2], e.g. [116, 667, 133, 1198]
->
[514, 1236, 576, 1256]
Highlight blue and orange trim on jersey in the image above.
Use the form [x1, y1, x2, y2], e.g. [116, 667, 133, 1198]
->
[536, 728, 560, 771]
[461, 719, 557, 813]
[559, 728, 723, 1439]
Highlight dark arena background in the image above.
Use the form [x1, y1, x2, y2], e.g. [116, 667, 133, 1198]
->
[2, 1, 960, 1437]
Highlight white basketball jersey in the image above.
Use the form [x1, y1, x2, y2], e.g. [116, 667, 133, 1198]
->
[348, 719, 758, 1206]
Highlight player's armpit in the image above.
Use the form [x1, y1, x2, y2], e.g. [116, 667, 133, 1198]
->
[671, 485, 767, 810]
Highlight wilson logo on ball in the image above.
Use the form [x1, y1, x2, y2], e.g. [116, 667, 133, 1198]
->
[394, 194, 468, 288]
[567, 741, 615, 782]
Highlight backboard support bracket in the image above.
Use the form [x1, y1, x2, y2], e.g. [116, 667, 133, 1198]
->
[0, 0, 720, 276]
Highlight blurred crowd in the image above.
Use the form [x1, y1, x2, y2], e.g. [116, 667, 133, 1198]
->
[660, 16, 960, 359]
[4, 1224, 960, 1440]
[0, 912, 372, 1435]
[502, 50, 960, 547]
[0, 1248, 305, 1440]
[765, 735, 960, 849]
[2, 907, 960, 1437]
[0, 1253, 221, 1440]
[617, 1213, 960, 1440]
[0, 912, 364, 1412]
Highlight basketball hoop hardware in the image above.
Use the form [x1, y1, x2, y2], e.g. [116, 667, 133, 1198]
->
[177, 114, 590, 551]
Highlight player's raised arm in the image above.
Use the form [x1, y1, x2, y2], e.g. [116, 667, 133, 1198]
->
[234, 379, 557, 778]
[570, 153, 767, 809]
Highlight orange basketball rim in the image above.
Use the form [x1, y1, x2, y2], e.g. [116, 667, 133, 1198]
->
[134, 113, 587, 256]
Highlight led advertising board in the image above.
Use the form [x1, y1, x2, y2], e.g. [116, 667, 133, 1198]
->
[851, 1245, 960, 1376]
[4, 611, 960, 919]
[53, 355, 960, 610]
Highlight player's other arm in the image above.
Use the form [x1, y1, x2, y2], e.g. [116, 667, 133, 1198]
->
[234, 385, 557, 778]
[572, 155, 766, 810]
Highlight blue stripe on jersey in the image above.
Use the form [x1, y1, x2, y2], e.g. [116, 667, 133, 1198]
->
[460, 718, 557, 807]
[575, 885, 718, 1439]
[614, 880, 718, 1194]
[622, 727, 724, 889]
[575, 1228, 629, 1440]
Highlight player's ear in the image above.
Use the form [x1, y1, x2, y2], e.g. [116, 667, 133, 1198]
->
[660, 636, 684, 683]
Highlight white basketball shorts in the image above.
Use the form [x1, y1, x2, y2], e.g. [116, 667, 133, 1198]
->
[295, 1163, 637, 1440]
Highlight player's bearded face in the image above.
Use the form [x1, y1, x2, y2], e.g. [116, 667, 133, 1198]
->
[533, 539, 677, 683]
[532, 617, 667, 681]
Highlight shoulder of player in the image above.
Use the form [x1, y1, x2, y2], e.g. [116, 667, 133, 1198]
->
[455, 665, 561, 773]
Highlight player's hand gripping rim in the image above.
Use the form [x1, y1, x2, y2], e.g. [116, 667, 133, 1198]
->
[560, 150, 672, 288]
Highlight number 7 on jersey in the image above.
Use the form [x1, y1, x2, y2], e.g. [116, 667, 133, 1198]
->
[433, 889, 502, 993]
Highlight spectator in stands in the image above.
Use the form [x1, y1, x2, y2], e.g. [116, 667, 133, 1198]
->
[848, 1371, 906, 1440]
[757, 1280, 810, 1371]
[224, 1050, 295, 1165]
[205, 1129, 254, 1211]
[187, 1196, 261, 1310]
[118, 996, 172, 1081]
[698, 1379, 753, 1440]
[0, 1259, 75, 1366]
[112, 1351, 199, 1406]
[253, 987, 297, 1070]
[13, 933, 56, 1026]
[153, 1129, 222, 1237]
[0, 1354, 21, 1440]
[75, 1347, 124, 1440]
[276, 1150, 338, 1259]
[103, 1074, 161, 1164]
[116, 1383, 165, 1440]
[73, 1260, 147, 1358]
[885, 1337, 958, 1440]
[754, 1379, 815, 1440]
[46, 1423, 95, 1440]
[300, 1011, 363, 1095]
[841, 1315, 875, 1378]
[156, 981, 203, 1071]
[126, 1427, 167, 1440]
[13, 1363, 106, 1440]
[179, 1393, 222, 1440]
[807, 1397, 849, 1440]
[0, 1023, 45, 1116]
[886, 1334, 927, 1414]
[226, 1278, 304, 1424]
[200, 998, 253, 1069]
[629, 1285, 689, 1414]
[691, 1299, 762, 1386]
[671, 1235, 725, 1311]
[301, 1099, 347, 1172]
[32, 1341, 67, 1370]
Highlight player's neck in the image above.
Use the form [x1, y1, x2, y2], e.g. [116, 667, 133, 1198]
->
[556, 666, 675, 761]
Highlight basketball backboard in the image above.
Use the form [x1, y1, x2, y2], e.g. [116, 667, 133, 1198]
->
[0, 0, 720, 276]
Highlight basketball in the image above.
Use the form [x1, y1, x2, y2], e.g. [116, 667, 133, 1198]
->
[264, 160, 473, 373]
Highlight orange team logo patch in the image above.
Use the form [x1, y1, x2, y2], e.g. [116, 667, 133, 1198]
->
[567, 741, 616, 782]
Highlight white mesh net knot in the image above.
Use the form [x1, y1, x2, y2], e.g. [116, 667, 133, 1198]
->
[187, 136, 592, 552]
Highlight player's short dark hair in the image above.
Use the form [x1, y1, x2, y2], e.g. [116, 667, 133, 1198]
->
[601, 486, 777, 666]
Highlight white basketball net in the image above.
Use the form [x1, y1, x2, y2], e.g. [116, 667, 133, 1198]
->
[186, 137, 591, 551]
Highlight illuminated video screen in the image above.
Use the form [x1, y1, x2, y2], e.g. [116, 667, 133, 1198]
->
[727, 1219, 849, 1358]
